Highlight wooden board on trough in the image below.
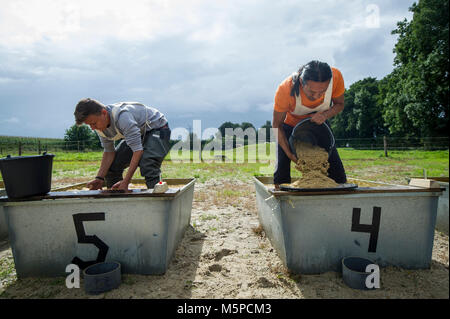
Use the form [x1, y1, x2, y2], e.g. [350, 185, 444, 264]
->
[409, 178, 441, 188]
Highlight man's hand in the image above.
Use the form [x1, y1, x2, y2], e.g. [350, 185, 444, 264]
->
[310, 112, 328, 125]
[287, 152, 298, 163]
[111, 180, 130, 191]
[87, 179, 104, 190]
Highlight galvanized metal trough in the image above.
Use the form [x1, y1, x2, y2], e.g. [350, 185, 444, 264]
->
[435, 178, 449, 234]
[254, 176, 443, 274]
[0, 178, 195, 278]
[0, 180, 7, 240]
[409, 177, 448, 235]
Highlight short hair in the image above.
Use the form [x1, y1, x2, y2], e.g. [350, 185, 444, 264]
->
[291, 60, 333, 97]
[74, 98, 105, 125]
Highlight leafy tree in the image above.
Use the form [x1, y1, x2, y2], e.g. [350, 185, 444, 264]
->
[330, 78, 385, 138]
[378, 70, 421, 137]
[217, 121, 260, 148]
[188, 132, 201, 150]
[64, 124, 101, 151]
[386, 0, 449, 136]
[218, 121, 240, 137]
[240, 122, 256, 131]
[260, 120, 272, 142]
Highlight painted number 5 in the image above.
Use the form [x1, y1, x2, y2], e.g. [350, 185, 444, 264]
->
[71, 212, 109, 269]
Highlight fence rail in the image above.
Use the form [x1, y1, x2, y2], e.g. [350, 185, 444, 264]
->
[0, 140, 103, 155]
[0, 136, 448, 156]
[335, 136, 449, 151]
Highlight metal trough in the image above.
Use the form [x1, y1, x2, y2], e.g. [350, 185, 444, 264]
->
[0, 178, 195, 278]
[435, 179, 449, 234]
[254, 176, 443, 274]
[409, 177, 448, 235]
[0, 205, 6, 240]
[0, 180, 7, 240]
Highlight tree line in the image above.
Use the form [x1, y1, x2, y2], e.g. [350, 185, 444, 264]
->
[330, 0, 448, 139]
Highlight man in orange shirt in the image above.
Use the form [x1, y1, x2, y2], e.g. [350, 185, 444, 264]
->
[273, 60, 347, 189]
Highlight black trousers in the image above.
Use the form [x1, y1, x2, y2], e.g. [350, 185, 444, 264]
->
[273, 123, 347, 185]
[105, 127, 171, 189]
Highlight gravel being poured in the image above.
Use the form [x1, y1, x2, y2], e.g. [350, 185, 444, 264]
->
[289, 141, 339, 188]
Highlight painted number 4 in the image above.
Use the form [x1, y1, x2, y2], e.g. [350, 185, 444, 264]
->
[351, 207, 381, 253]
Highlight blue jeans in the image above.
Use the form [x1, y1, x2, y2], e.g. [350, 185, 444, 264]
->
[273, 123, 347, 185]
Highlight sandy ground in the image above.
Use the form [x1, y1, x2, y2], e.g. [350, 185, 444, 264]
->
[0, 178, 448, 299]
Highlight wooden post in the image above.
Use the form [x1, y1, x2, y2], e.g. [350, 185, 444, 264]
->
[38, 140, 41, 154]
[19, 141, 22, 156]
[383, 136, 388, 157]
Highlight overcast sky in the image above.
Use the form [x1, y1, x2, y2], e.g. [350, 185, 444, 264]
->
[0, 0, 414, 138]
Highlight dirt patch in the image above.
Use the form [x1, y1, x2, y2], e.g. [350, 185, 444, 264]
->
[0, 178, 448, 299]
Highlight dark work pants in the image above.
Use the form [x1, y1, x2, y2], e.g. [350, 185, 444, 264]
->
[105, 127, 171, 189]
[273, 123, 347, 185]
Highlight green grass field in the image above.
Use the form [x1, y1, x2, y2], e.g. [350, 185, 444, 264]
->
[1, 144, 448, 185]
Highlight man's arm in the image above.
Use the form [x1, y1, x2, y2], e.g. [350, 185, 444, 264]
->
[109, 111, 145, 190]
[310, 94, 345, 124]
[272, 110, 297, 163]
[97, 151, 116, 178]
[111, 150, 143, 190]
[87, 151, 116, 190]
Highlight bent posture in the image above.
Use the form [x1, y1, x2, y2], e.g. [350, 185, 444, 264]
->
[74, 98, 171, 190]
[272, 60, 347, 189]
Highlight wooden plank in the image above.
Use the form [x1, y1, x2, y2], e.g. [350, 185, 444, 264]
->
[51, 182, 87, 191]
[409, 178, 441, 188]
[49, 178, 195, 192]
[410, 176, 449, 183]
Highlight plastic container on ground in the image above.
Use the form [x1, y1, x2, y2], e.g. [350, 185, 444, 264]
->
[83, 261, 122, 295]
[342, 256, 378, 290]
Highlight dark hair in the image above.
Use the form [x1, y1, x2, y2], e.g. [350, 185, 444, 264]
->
[290, 60, 332, 97]
[74, 98, 104, 125]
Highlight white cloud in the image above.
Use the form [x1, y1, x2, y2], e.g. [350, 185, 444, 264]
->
[0, 0, 414, 137]
[1, 117, 20, 124]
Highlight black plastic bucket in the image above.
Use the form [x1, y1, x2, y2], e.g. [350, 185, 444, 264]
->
[0, 153, 55, 198]
[342, 256, 378, 290]
[83, 261, 121, 295]
[289, 118, 335, 157]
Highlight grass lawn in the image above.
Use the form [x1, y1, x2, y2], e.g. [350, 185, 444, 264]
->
[1, 146, 448, 186]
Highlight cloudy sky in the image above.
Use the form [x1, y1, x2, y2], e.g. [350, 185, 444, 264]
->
[0, 0, 414, 138]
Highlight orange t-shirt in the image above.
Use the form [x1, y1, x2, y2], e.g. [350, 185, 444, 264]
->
[274, 67, 345, 127]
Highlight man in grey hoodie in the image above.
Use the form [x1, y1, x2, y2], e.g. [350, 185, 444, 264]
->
[74, 98, 171, 191]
